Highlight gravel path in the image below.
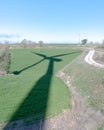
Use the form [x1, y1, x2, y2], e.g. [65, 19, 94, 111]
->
[85, 48, 104, 68]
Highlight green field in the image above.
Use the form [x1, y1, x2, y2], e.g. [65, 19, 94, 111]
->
[0, 48, 81, 123]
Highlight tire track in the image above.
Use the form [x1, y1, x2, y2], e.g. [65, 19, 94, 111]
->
[85, 49, 104, 68]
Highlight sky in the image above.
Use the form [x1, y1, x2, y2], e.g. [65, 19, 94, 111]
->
[0, 0, 104, 43]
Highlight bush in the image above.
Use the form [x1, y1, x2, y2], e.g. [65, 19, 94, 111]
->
[0, 49, 11, 74]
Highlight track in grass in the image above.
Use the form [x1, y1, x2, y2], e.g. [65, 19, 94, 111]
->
[85, 48, 104, 68]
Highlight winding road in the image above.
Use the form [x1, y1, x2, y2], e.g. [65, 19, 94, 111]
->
[84, 48, 104, 68]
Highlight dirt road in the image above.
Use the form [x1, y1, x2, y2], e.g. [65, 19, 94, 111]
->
[85, 48, 104, 68]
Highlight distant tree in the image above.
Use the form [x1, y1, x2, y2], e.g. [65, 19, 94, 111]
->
[38, 41, 44, 46]
[21, 39, 28, 44]
[102, 40, 104, 44]
[39, 41, 43, 44]
[81, 39, 87, 45]
[20, 39, 28, 48]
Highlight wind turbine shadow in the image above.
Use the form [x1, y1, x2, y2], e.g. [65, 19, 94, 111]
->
[12, 51, 78, 75]
[4, 54, 62, 130]
[4, 51, 79, 130]
[12, 59, 44, 75]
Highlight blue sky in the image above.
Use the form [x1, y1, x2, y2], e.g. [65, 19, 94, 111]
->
[0, 0, 104, 43]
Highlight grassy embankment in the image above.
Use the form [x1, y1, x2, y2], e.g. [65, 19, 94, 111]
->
[64, 49, 104, 130]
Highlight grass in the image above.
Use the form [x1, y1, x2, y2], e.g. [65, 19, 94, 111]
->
[98, 123, 104, 130]
[64, 51, 104, 130]
[0, 47, 81, 123]
[64, 52, 104, 110]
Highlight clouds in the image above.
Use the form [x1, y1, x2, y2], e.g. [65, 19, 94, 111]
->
[0, 34, 21, 38]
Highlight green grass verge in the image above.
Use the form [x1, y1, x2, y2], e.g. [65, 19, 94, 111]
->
[0, 48, 81, 123]
[65, 55, 104, 110]
[64, 52, 104, 130]
[98, 123, 104, 130]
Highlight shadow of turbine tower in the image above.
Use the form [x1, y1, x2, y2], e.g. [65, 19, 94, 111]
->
[4, 52, 76, 130]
